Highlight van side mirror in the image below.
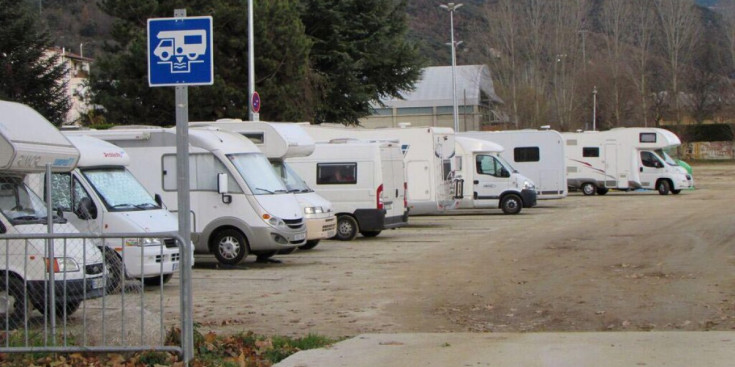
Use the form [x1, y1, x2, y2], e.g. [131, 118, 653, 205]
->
[75, 197, 97, 220]
[501, 168, 510, 178]
[154, 193, 163, 207]
[217, 173, 232, 204]
[0, 221, 5, 234]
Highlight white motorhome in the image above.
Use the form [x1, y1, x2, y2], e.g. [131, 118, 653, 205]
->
[301, 124, 462, 215]
[0, 101, 106, 323]
[287, 139, 408, 241]
[454, 137, 537, 214]
[190, 120, 337, 250]
[77, 127, 307, 265]
[28, 135, 182, 291]
[562, 128, 694, 195]
[459, 129, 567, 199]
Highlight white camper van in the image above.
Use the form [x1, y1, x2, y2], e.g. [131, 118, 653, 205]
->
[28, 135, 182, 291]
[454, 137, 537, 214]
[0, 101, 106, 323]
[287, 139, 408, 241]
[562, 128, 694, 195]
[77, 127, 307, 265]
[190, 120, 337, 250]
[301, 124, 462, 215]
[459, 129, 567, 199]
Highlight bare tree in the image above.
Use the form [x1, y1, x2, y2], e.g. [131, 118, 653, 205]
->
[484, 0, 521, 127]
[653, 0, 701, 123]
[625, 0, 656, 126]
[521, 0, 552, 126]
[600, 0, 633, 126]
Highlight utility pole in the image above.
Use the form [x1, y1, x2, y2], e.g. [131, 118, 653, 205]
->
[440, 3, 463, 133]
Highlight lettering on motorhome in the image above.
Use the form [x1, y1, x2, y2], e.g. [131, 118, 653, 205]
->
[103, 152, 124, 158]
[15, 154, 42, 168]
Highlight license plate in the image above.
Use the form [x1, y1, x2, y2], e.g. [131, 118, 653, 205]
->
[91, 278, 104, 289]
[294, 232, 306, 241]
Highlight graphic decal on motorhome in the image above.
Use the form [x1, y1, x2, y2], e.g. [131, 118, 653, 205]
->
[401, 144, 409, 156]
[570, 159, 616, 180]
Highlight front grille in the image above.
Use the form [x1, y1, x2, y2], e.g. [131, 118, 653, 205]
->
[86, 263, 105, 275]
[283, 218, 304, 229]
[163, 238, 179, 248]
[323, 223, 336, 231]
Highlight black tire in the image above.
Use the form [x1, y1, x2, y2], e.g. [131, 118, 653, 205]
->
[672, 189, 681, 195]
[143, 273, 173, 287]
[657, 180, 671, 195]
[211, 229, 249, 265]
[334, 215, 359, 241]
[500, 194, 523, 215]
[360, 230, 382, 238]
[581, 183, 596, 196]
[596, 187, 609, 195]
[299, 240, 320, 250]
[103, 250, 125, 294]
[0, 276, 28, 328]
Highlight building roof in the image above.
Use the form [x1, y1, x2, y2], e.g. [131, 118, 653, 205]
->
[375, 64, 503, 109]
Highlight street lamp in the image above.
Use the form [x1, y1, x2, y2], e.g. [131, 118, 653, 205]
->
[440, 2, 463, 133]
[247, 0, 257, 121]
[592, 85, 598, 131]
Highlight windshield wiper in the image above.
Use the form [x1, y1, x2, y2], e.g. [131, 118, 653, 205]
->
[111, 203, 136, 208]
[255, 187, 274, 194]
[134, 203, 159, 209]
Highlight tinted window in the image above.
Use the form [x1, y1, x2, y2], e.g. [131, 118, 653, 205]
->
[582, 147, 599, 157]
[317, 163, 357, 185]
[640, 133, 657, 143]
[514, 147, 540, 162]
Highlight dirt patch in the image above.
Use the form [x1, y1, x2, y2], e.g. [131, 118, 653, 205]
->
[162, 162, 735, 338]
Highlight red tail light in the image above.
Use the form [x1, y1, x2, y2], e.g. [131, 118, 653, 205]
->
[403, 182, 408, 208]
[377, 184, 384, 209]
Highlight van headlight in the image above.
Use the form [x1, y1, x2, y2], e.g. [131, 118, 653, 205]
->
[124, 237, 161, 247]
[522, 180, 535, 190]
[46, 257, 80, 273]
[304, 206, 324, 215]
[263, 214, 287, 229]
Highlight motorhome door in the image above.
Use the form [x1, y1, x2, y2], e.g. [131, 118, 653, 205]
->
[638, 150, 664, 189]
[472, 153, 510, 208]
[604, 143, 618, 188]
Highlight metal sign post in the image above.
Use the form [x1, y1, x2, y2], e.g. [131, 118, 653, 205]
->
[147, 9, 214, 362]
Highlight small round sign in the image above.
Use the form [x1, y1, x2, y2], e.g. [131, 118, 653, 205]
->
[251, 91, 261, 113]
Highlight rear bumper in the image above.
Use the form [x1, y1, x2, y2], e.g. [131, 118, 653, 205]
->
[27, 275, 107, 304]
[354, 209, 408, 232]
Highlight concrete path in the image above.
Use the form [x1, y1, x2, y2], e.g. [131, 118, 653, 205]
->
[275, 332, 735, 367]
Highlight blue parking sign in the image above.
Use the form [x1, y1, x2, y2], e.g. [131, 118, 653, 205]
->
[147, 16, 214, 87]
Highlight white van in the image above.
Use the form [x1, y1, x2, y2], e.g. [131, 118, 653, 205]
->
[454, 137, 537, 214]
[77, 127, 307, 265]
[459, 129, 567, 199]
[562, 128, 694, 195]
[0, 100, 106, 324]
[301, 124, 462, 215]
[287, 139, 408, 241]
[28, 135, 182, 291]
[190, 120, 337, 250]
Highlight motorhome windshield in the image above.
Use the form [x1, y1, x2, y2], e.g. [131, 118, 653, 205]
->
[81, 168, 160, 211]
[272, 161, 312, 193]
[656, 149, 679, 166]
[495, 154, 517, 173]
[0, 176, 64, 225]
[226, 153, 289, 195]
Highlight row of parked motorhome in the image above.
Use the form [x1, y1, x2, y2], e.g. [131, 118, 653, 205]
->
[0, 99, 694, 323]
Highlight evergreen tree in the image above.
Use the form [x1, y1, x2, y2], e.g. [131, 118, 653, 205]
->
[91, 0, 312, 125]
[0, 0, 70, 125]
[301, 0, 424, 124]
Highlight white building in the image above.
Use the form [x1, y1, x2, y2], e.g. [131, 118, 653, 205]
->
[46, 47, 93, 125]
[360, 64, 505, 131]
